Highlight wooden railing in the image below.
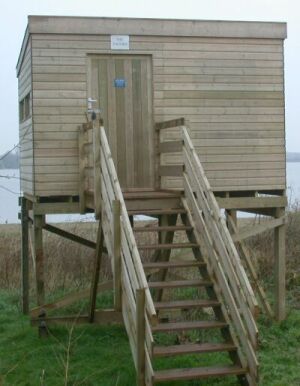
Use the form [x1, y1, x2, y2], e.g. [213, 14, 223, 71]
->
[182, 126, 258, 383]
[95, 124, 156, 386]
[155, 118, 185, 189]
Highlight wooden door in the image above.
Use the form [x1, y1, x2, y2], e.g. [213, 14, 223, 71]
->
[88, 55, 154, 190]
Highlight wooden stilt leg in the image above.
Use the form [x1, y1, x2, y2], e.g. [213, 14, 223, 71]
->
[20, 197, 29, 314]
[274, 207, 286, 321]
[226, 210, 273, 320]
[34, 214, 45, 306]
[154, 214, 177, 302]
[89, 221, 104, 322]
[129, 215, 134, 228]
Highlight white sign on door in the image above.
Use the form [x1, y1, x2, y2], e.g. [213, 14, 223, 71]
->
[111, 35, 130, 50]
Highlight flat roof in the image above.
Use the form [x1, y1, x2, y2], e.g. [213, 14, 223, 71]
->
[17, 15, 287, 75]
[28, 15, 287, 39]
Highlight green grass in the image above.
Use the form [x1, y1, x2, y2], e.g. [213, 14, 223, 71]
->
[0, 291, 135, 386]
[0, 290, 300, 386]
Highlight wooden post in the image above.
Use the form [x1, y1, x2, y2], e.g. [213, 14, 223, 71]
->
[78, 126, 87, 214]
[20, 197, 29, 314]
[93, 120, 102, 219]
[154, 214, 177, 302]
[136, 288, 146, 386]
[89, 221, 104, 322]
[227, 211, 274, 319]
[33, 214, 45, 306]
[113, 200, 122, 311]
[226, 209, 237, 228]
[274, 207, 286, 321]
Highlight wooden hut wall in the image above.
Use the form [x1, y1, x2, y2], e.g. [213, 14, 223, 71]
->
[18, 37, 34, 195]
[18, 18, 286, 196]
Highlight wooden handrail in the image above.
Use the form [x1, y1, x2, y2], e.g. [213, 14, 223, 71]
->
[155, 117, 185, 131]
[182, 126, 259, 383]
[94, 125, 156, 385]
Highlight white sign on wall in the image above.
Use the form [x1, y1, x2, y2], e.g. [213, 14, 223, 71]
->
[111, 35, 130, 50]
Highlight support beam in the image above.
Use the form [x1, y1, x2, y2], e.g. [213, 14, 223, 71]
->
[274, 207, 286, 321]
[43, 223, 108, 254]
[31, 309, 123, 327]
[43, 223, 96, 249]
[232, 217, 286, 243]
[216, 196, 287, 210]
[30, 280, 113, 318]
[20, 197, 29, 314]
[34, 214, 45, 306]
[89, 221, 104, 322]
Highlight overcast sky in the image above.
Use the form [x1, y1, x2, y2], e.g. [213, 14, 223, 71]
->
[0, 0, 299, 155]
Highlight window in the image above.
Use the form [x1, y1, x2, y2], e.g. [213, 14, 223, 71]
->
[19, 93, 31, 122]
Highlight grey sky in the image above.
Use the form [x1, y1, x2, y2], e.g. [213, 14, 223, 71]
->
[0, 0, 299, 154]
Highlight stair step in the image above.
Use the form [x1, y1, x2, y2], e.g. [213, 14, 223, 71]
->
[153, 365, 246, 382]
[143, 260, 205, 269]
[138, 243, 198, 250]
[153, 342, 237, 357]
[154, 299, 220, 310]
[149, 279, 212, 289]
[152, 320, 227, 333]
[133, 225, 192, 233]
[128, 208, 186, 216]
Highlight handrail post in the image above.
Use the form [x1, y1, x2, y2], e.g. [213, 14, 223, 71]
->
[78, 126, 87, 214]
[113, 200, 122, 311]
[93, 119, 102, 219]
[136, 288, 146, 386]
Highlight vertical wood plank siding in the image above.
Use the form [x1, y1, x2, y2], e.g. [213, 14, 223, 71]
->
[18, 38, 34, 195]
[27, 33, 285, 196]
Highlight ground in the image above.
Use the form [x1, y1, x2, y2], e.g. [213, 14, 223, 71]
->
[0, 217, 299, 386]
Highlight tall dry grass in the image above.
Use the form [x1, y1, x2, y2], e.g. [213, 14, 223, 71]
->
[0, 208, 299, 305]
[0, 220, 158, 295]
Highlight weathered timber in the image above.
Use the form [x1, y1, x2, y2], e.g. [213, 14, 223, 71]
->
[113, 200, 122, 311]
[227, 212, 274, 319]
[20, 197, 29, 314]
[43, 223, 96, 249]
[274, 207, 286, 321]
[33, 214, 45, 306]
[30, 280, 113, 318]
[89, 221, 104, 322]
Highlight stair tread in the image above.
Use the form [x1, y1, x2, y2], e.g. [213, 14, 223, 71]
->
[154, 299, 220, 310]
[154, 365, 246, 381]
[152, 320, 227, 332]
[134, 225, 192, 233]
[149, 279, 212, 289]
[139, 242, 198, 250]
[128, 208, 186, 216]
[144, 260, 205, 269]
[153, 342, 237, 357]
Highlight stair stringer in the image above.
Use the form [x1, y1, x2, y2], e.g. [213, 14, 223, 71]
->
[181, 197, 258, 386]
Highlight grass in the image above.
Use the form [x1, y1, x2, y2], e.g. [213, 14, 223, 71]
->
[0, 291, 135, 385]
[0, 209, 300, 385]
[0, 289, 299, 386]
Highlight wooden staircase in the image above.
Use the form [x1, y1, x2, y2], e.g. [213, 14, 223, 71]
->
[94, 121, 258, 385]
[130, 202, 248, 384]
